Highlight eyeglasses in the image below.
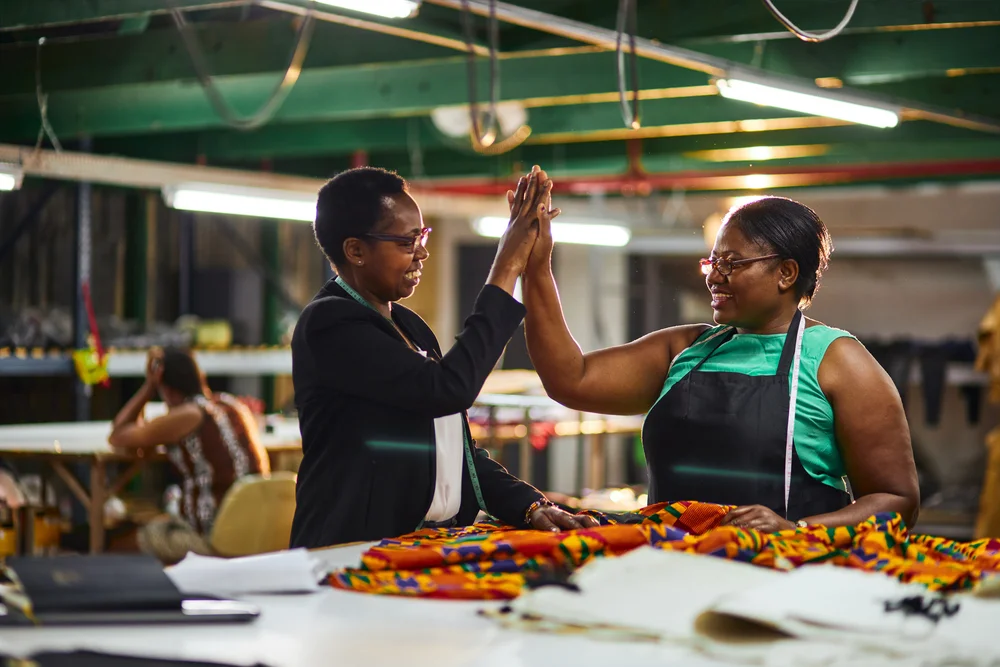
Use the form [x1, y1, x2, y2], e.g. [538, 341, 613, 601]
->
[699, 254, 779, 276]
[364, 227, 432, 253]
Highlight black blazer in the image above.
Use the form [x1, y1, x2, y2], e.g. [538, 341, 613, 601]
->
[289, 279, 545, 548]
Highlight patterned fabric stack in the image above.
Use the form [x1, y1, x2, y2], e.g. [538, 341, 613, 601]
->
[329, 501, 1000, 600]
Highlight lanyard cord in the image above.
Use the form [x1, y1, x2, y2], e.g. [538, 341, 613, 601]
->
[334, 275, 491, 525]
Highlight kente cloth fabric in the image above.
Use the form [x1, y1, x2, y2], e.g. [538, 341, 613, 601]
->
[329, 501, 1000, 600]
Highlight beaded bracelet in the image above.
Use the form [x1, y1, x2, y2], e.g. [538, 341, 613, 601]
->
[523, 498, 554, 525]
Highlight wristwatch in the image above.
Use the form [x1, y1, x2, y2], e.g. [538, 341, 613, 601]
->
[796, 519, 809, 529]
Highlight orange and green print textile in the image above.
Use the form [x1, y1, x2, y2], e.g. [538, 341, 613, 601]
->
[329, 501, 1000, 600]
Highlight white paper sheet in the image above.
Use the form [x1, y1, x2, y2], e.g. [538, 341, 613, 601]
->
[166, 548, 327, 597]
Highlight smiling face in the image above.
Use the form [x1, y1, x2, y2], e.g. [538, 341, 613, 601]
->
[353, 192, 429, 304]
[706, 220, 798, 331]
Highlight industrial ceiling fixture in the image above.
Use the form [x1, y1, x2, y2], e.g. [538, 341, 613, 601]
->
[473, 217, 632, 247]
[162, 183, 317, 222]
[715, 75, 900, 129]
[313, 0, 422, 19]
[0, 163, 24, 191]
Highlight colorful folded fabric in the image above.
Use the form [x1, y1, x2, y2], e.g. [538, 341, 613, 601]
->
[329, 501, 1000, 600]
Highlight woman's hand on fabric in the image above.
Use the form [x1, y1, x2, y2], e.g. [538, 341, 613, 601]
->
[720, 505, 795, 532]
[487, 165, 550, 294]
[528, 505, 600, 532]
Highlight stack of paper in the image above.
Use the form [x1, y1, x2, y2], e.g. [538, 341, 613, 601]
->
[166, 549, 327, 598]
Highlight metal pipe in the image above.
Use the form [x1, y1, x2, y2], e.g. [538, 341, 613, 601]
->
[0, 143, 508, 219]
[426, 0, 731, 76]
[424, 0, 1000, 133]
[412, 157, 1000, 196]
[259, 0, 489, 56]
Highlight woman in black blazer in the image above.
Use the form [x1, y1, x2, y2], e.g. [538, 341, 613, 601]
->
[290, 165, 597, 548]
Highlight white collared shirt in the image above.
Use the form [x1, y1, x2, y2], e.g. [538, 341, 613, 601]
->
[415, 350, 464, 522]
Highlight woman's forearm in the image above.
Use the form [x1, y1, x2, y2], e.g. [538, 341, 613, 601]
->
[112, 382, 156, 431]
[522, 266, 586, 404]
[803, 492, 919, 529]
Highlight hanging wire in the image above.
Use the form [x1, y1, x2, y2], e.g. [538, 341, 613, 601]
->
[761, 0, 860, 42]
[616, 0, 640, 130]
[460, 0, 499, 148]
[457, 0, 529, 154]
[34, 38, 63, 153]
[407, 118, 425, 178]
[169, 2, 316, 131]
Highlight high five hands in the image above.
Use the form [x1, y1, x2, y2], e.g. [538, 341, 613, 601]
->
[506, 165, 560, 277]
[486, 165, 561, 295]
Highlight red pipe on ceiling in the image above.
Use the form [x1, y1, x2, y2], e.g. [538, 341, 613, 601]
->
[410, 158, 1000, 196]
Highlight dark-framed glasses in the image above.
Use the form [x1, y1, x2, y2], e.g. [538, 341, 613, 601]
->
[364, 227, 432, 253]
[699, 253, 779, 276]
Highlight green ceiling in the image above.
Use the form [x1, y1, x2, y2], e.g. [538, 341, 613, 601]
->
[1, 0, 999, 193]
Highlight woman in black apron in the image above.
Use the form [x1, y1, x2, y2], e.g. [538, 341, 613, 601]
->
[522, 195, 919, 532]
[641, 309, 851, 524]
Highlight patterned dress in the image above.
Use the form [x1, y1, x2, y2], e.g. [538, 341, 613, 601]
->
[165, 394, 269, 535]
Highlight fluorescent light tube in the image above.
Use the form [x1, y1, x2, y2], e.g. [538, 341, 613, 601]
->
[716, 78, 899, 129]
[0, 163, 24, 191]
[313, 0, 420, 19]
[163, 184, 317, 222]
[474, 217, 631, 247]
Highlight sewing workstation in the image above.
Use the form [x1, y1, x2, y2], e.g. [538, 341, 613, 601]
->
[0, 1, 999, 665]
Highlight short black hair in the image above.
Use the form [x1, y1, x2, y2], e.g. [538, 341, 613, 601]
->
[725, 196, 833, 307]
[313, 167, 408, 265]
[161, 348, 205, 398]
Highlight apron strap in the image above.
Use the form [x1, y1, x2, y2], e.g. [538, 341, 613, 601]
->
[783, 310, 806, 518]
[776, 309, 804, 376]
[689, 327, 736, 373]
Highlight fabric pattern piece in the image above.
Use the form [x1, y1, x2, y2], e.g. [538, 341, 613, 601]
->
[329, 501, 1000, 600]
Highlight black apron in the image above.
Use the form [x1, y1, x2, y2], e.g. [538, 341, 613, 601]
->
[642, 310, 850, 521]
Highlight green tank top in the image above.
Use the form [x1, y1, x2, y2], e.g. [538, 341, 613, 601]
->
[654, 324, 855, 491]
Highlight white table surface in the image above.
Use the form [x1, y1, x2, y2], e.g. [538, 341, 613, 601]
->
[0, 418, 301, 455]
[0, 543, 734, 667]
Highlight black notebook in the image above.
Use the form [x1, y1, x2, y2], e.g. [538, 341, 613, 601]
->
[0, 554, 258, 626]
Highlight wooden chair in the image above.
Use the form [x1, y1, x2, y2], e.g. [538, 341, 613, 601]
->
[209, 472, 297, 558]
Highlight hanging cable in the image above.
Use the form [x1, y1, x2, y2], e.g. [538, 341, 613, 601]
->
[761, 0, 859, 42]
[460, 0, 499, 149]
[407, 119, 425, 178]
[616, 0, 640, 130]
[34, 38, 63, 153]
[457, 0, 529, 154]
[170, 2, 316, 131]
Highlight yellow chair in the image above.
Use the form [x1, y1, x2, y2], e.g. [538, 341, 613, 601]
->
[209, 472, 297, 558]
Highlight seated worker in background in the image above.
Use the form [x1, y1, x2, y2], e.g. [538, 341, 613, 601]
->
[290, 166, 596, 548]
[523, 192, 920, 531]
[0, 460, 26, 510]
[110, 348, 269, 562]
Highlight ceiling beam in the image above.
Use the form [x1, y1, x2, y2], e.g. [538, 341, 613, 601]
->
[0, 50, 708, 140]
[425, 0, 1000, 133]
[0, 18, 457, 94]
[706, 26, 1000, 85]
[90, 97, 843, 161]
[4, 19, 998, 95]
[258, 0, 488, 56]
[636, 0, 1000, 43]
[0, 1, 246, 31]
[2, 34, 998, 141]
